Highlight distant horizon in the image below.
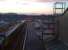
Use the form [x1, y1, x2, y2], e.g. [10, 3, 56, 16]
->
[0, 12, 53, 15]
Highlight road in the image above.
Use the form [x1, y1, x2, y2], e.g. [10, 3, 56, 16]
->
[24, 21, 45, 50]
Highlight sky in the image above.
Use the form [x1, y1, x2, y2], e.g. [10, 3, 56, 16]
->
[0, 0, 68, 15]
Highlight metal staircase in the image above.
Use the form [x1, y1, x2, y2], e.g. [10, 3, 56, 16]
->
[53, 2, 66, 16]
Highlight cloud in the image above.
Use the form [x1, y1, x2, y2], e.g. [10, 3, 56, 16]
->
[0, 0, 67, 2]
[36, 0, 68, 2]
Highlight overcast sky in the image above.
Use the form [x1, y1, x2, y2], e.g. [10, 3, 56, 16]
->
[0, 0, 68, 15]
[22, 0, 67, 2]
